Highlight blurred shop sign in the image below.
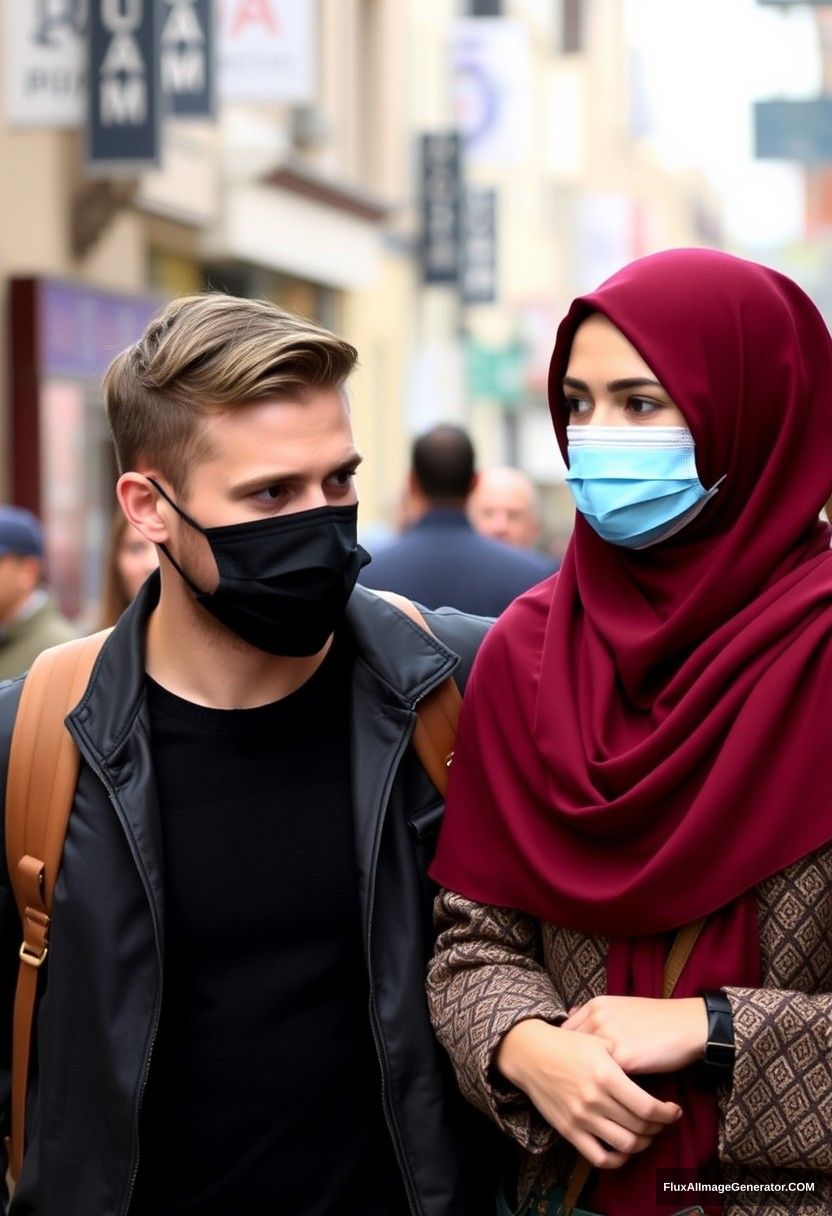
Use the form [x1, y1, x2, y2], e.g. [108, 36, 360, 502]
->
[38, 279, 161, 378]
[461, 188, 498, 305]
[755, 98, 832, 163]
[161, 0, 215, 118]
[87, 0, 161, 171]
[450, 18, 530, 169]
[218, 0, 316, 103]
[420, 133, 462, 285]
[3, 0, 87, 125]
[467, 339, 524, 404]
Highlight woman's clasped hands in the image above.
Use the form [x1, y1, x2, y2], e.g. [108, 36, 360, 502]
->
[495, 997, 708, 1170]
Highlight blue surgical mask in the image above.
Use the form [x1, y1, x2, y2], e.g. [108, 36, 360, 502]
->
[565, 426, 723, 549]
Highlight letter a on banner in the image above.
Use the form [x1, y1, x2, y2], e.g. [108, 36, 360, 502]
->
[87, 0, 161, 173]
[218, 0, 316, 103]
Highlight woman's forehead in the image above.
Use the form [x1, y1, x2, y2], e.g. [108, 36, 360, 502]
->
[566, 313, 659, 382]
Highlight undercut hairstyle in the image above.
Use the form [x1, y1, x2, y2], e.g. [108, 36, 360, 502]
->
[104, 294, 358, 496]
[412, 425, 476, 502]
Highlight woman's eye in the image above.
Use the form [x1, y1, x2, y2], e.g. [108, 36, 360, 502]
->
[565, 397, 592, 416]
[627, 397, 662, 416]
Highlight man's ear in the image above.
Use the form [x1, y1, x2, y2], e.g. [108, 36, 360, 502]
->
[117, 473, 171, 545]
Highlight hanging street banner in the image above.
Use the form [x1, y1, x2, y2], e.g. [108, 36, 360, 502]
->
[4, 0, 88, 126]
[218, 0, 316, 104]
[420, 132, 463, 286]
[87, 0, 161, 172]
[161, 0, 215, 118]
[461, 188, 497, 304]
[450, 18, 531, 170]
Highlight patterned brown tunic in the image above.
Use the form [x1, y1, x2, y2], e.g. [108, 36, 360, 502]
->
[427, 846, 832, 1215]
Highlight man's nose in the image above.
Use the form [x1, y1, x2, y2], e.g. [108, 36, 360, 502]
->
[294, 486, 329, 512]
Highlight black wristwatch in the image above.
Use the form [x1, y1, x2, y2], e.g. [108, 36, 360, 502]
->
[698, 989, 735, 1086]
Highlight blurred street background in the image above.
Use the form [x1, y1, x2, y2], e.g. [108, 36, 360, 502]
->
[0, 0, 828, 624]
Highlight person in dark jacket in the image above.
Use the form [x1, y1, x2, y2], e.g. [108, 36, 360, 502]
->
[360, 425, 553, 616]
[0, 295, 492, 1216]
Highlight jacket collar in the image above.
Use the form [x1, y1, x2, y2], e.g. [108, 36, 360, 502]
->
[69, 573, 459, 767]
[412, 506, 473, 532]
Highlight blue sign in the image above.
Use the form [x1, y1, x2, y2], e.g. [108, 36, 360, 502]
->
[755, 98, 832, 164]
[88, 0, 161, 171]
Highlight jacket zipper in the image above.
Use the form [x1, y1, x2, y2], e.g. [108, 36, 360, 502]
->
[67, 734, 164, 1216]
[364, 696, 430, 1216]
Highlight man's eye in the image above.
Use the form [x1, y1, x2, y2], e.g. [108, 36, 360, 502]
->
[253, 485, 284, 502]
[332, 470, 356, 487]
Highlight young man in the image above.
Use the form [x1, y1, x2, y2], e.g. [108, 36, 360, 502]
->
[0, 296, 491, 1216]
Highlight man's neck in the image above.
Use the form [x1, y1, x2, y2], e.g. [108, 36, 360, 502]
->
[145, 576, 332, 710]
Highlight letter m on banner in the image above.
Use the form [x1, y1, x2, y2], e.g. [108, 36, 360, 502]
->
[161, 0, 215, 118]
[87, 0, 161, 172]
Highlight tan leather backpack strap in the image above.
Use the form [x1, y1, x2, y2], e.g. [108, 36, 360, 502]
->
[560, 1156, 594, 1215]
[370, 591, 462, 798]
[4, 629, 110, 1182]
[560, 916, 708, 1215]
[663, 916, 707, 1000]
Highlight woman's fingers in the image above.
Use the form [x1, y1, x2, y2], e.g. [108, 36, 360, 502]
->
[571, 1130, 630, 1171]
[607, 1068, 682, 1126]
[590, 1117, 654, 1156]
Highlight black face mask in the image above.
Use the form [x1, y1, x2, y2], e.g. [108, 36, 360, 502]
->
[149, 479, 371, 657]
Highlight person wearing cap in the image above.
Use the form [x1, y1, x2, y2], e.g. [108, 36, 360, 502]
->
[0, 506, 75, 681]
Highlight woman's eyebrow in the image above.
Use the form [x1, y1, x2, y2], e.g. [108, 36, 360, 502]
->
[563, 375, 666, 394]
[607, 377, 663, 392]
[562, 375, 665, 392]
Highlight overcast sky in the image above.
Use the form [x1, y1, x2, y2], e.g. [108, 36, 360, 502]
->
[626, 0, 821, 247]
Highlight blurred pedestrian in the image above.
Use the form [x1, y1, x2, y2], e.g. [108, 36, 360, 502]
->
[468, 465, 558, 573]
[0, 295, 493, 1215]
[360, 425, 552, 615]
[0, 505, 74, 680]
[428, 249, 832, 1215]
[100, 509, 159, 628]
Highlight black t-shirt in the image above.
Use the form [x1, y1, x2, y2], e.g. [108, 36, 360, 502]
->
[129, 638, 409, 1216]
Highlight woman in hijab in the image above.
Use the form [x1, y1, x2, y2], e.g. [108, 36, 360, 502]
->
[427, 248, 832, 1216]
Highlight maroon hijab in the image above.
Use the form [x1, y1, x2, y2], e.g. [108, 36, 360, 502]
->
[430, 249, 832, 1213]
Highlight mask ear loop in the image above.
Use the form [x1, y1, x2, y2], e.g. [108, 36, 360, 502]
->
[145, 476, 208, 598]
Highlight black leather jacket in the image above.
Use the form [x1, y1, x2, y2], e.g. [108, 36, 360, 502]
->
[0, 576, 492, 1216]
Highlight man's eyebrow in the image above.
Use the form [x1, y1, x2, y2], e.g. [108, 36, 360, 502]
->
[231, 453, 364, 496]
[562, 376, 664, 393]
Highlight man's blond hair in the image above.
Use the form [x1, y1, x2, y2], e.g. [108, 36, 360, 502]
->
[104, 294, 358, 495]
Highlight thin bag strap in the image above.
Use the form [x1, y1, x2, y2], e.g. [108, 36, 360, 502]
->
[662, 917, 707, 1001]
[559, 917, 708, 1216]
[370, 591, 462, 797]
[4, 630, 109, 1183]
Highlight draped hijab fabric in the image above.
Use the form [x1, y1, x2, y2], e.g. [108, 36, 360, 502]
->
[429, 249, 832, 1214]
